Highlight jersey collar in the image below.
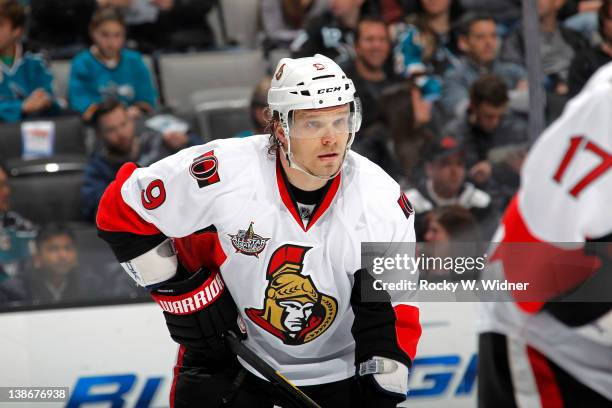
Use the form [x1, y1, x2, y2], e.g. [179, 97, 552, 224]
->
[275, 157, 341, 232]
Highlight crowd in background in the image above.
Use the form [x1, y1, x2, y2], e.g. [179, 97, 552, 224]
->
[1, 0, 611, 307]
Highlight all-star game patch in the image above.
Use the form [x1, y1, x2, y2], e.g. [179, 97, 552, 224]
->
[228, 222, 270, 258]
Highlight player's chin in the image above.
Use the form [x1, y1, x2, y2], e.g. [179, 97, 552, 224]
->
[318, 162, 341, 177]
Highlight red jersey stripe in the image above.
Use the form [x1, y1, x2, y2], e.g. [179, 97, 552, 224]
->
[96, 162, 160, 235]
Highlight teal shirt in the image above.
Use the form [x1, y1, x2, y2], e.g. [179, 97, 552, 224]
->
[234, 130, 255, 138]
[68, 48, 157, 115]
[0, 51, 57, 122]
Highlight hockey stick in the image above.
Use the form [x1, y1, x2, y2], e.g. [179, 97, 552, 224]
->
[224, 331, 322, 408]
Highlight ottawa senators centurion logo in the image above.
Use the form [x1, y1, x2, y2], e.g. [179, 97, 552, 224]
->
[245, 244, 337, 345]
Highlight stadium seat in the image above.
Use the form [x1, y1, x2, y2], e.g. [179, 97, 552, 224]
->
[51, 116, 87, 156]
[207, 0, 260, 49]
[6, 156, 87, 224]
[0, 121, 25, 163]
[158, 49, 267, 114]
[192, 87, 252, 141]
[49, 59, 71, 101]
[0, 116, 86, 165]
[190, 86, 252, 108]
[268, 48, 291, 72]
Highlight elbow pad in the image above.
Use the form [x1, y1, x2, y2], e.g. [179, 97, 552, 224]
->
[120, 238, 178, 287]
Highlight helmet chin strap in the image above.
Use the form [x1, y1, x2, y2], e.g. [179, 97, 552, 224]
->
[278, 132, 355, 181]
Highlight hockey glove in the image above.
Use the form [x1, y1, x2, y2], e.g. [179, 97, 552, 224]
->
[358, 356, 409, 407]
[149, 267, 246, 356]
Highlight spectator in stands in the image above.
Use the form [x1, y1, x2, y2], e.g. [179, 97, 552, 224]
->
[560, 0, 602, 45]
[423, 205, 481, 244]
[68, 7, 157, 122]
[291, 0, 364, 64]
[405, 134, 496, 240]
[81, 99, 197, 221]
[501, 0, 588, 98]
[353, 80, 433, 182]
[0, 0, 61, 123]
[568, 0, 612, 96]
[20, 223, 105, 304]
[361, 0, 414, 25]
[421, 205, 481, 281]
[101, 0, 216, 52]
[260, 0, 329, 51]
[0, 163, 36, 280]
[363, 0, 462, 29]
[457, 0, 522, 33]
[236, 75, 272, 138]
[393, 0, 464, 103]
[443, 74, 527, 201]
[27, 0, 96, 59]
[439, 13, 528, 119]
[343, 15, 399, 130]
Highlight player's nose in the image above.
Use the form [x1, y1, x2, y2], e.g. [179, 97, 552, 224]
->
[320, 129, 338, 144]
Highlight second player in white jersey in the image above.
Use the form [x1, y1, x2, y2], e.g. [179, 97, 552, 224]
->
[478, 62, 612, 406]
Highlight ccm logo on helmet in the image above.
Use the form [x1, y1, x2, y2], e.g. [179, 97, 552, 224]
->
[317, 87, 342, 94]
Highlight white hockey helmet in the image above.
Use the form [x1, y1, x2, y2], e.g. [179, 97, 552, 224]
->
[267, 54, 361, 178]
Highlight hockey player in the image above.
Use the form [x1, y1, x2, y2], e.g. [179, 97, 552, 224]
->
[477, 62, 612, 406]
[96, 54, 421, 407]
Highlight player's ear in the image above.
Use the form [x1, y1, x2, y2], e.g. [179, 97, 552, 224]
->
[275, 122, 288, 145]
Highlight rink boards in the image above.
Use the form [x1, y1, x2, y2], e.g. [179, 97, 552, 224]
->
[0, 302, 478, 407]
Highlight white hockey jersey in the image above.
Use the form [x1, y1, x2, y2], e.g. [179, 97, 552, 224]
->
[478, 62, 612, 398]
[97, 134, 421, 386]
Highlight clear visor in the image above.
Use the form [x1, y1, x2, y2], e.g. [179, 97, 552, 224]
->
[288, 102, 361, 139]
